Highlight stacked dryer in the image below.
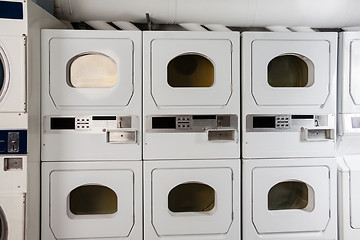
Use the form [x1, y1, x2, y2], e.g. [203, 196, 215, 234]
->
[241, 31, 338, 240]
[337, 30, 360, 240]
[41, 30, 142, 240]
[0, 1, 63, 239]
[143, 31, 240, 240]
[0, 2, 27, 238]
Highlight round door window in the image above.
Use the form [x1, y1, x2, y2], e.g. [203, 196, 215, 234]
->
[0, 207, 8, 240]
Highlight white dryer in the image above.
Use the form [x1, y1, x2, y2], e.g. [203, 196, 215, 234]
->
[242, 31, 337, 158]
[41, 29, 142, 161]
[41, 161, 142, 240]
[143, 31, 240, 160]
[243, 158, 337, 240]
[0, 0, 27, 130]
[337, 31, 360, 240]
[144, 159, 240, 240]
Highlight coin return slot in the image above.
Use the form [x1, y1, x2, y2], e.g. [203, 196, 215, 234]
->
[168, 182, 215, 212]
[69, 185, 118, 215]
[304, 129, 334, 141]
[107, 130, 136, 143]
[208, 129, 235, 141]
[167, 54, 214, 88]
[4, 158, 22, 171]
[268, 181, 314, 212]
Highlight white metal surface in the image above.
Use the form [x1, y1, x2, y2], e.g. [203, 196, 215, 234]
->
[338, 32, 360, 140]
[0, 193, 25, 240]
[243, 158, 337, 240]
[337, 156, 360, 240]
[144, 159, 240, 240]
[41, 30, 142, 161]
[143, 31, 240, 160]
[242, 32, 337, 158]
[0, 156, 27, 194]
[54, 0, 360, 28]
[41, 161, 142, 240]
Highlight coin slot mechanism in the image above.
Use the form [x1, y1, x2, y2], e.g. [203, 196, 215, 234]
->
[8, 132, 19, 153]
[4, 158, 23, 171]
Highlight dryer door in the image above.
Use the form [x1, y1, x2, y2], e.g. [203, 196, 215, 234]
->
[151, 168, 233, 236]
[0, 206, 7, 240]
[251, 40, 330, 106]
[344, 156, 360, 228]
[49, 37, 134, 109]
[252, 165, 330, 233]
[0, 194, 25, 240]
[349, 40, 360, 106]
[0, 36, 25, 112]
[49, 169, 134, 239]
[150, 39, 232, 107]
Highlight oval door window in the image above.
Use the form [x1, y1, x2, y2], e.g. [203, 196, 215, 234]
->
[167, 54, 214, 87]
[69, 185, 118, 215]
[268, 55, 314, 87]
[0, 55, 5, 100]
[0, 207, 7, 240]
[68, 53, 117, 88]
[268, 181, 315, 211]
[168, 182, 215, 212]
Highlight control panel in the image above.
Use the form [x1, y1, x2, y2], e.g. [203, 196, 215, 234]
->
[0, 130, 27, 154]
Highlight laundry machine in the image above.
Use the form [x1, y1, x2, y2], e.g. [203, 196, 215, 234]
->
[41, 29, 142, 161]
[337, 31, 360, 240]
[41, 161, 142, 240]
[0, 0, 27, 130]
[242, 31, 337, 159]
[144, 159, 240, 240]
[243, 158, 337, 240]
[143, 31, 240, 160]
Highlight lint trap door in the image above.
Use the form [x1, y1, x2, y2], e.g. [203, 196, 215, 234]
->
[48, 36, 133, 109]
[252, 165, 331, 233]
[150, 38, 232, 107]
[251, 39, 331, 106]
[151, 168, 233, 236]
[0, 36, 25, 112]
[49, 169, 135, 239]
[344, 156, 360, 229]
[347, 38, 360, 110]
